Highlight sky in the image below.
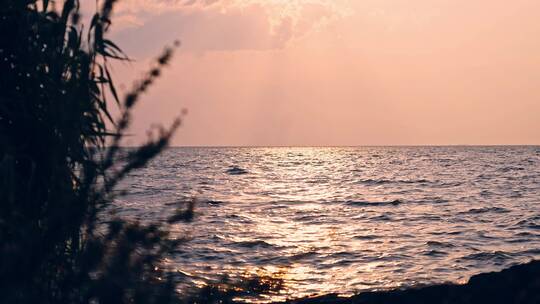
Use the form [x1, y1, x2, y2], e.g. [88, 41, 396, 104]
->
[92, 0, 540, 146]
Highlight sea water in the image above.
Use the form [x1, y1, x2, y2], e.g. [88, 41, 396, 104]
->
[115, 146, 540, 301]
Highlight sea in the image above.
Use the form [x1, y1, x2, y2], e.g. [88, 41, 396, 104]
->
[115, 146, 540, 302]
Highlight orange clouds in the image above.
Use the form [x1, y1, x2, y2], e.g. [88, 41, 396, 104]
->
[108, 0, 349, 52]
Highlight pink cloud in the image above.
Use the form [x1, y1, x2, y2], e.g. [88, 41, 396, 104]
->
[107, 0, 350, 54]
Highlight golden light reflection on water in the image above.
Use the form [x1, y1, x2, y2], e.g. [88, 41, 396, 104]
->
[226, 260, 402, 303]
[268, 153, 382, 291]
[227, 193, 403, 302]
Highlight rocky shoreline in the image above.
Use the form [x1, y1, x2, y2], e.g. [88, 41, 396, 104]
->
[286, 260, 540, 304]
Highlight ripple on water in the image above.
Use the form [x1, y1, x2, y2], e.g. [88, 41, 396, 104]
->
[346, 199, 403, 207]
[426, 241, 455, 248]
[353, 234, 380, 241]
[513, 218, 540, 230]
[226, 166, 249, 175]
[356, 179, 433, 186]
[232, 240, 277, 249]
[369, 214, 393, 221]
[424, 250, 449, 257]
[459, 251, 514, 264]
[459, 206, 511, 215]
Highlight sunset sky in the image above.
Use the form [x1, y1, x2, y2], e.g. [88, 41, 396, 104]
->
[93, 0, 540, 146]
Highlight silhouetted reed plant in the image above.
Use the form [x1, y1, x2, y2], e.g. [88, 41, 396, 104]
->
[0, 1, 192, 303]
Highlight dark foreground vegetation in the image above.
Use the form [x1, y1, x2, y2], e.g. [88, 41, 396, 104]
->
[287, 260, 540, 304]
[0, 0, 190, 302]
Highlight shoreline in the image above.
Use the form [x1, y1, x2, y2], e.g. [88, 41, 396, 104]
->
[284, 260, 540, 304]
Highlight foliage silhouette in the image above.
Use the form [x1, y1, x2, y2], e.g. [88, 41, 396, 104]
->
[0, 1, 192, 303]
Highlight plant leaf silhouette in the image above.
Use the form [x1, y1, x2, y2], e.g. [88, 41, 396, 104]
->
[0, 1, 187, 303]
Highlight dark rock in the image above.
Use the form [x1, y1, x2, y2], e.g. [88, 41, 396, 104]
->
[285, 260, 540, 304]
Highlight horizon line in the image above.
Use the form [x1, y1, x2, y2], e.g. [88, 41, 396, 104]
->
[120, 144, 540, 148]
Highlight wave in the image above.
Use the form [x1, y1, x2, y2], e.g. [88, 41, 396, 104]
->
[415, 197, 448, 204]
[369, 214, 393, 221]
[437, 181, 464, 187]
[521, 248, 540, 255]
[498, 166, 525, 173]
[459, 251, 513, 263]
[354, 234, 379, 240]
[459, 206, 510, 215]
[424, 249, 449, 257]
[226, 166, 249, 175]
[346, 199, 403, 207]
[233, 240, 275, 248]
[289, 250, 319, 261]
[426, 241, 455, 248]
[356, 179, 432, 185]
[514, 219, 540, 230]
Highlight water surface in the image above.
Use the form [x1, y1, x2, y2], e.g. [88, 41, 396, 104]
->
[116, 146, 540, 301]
